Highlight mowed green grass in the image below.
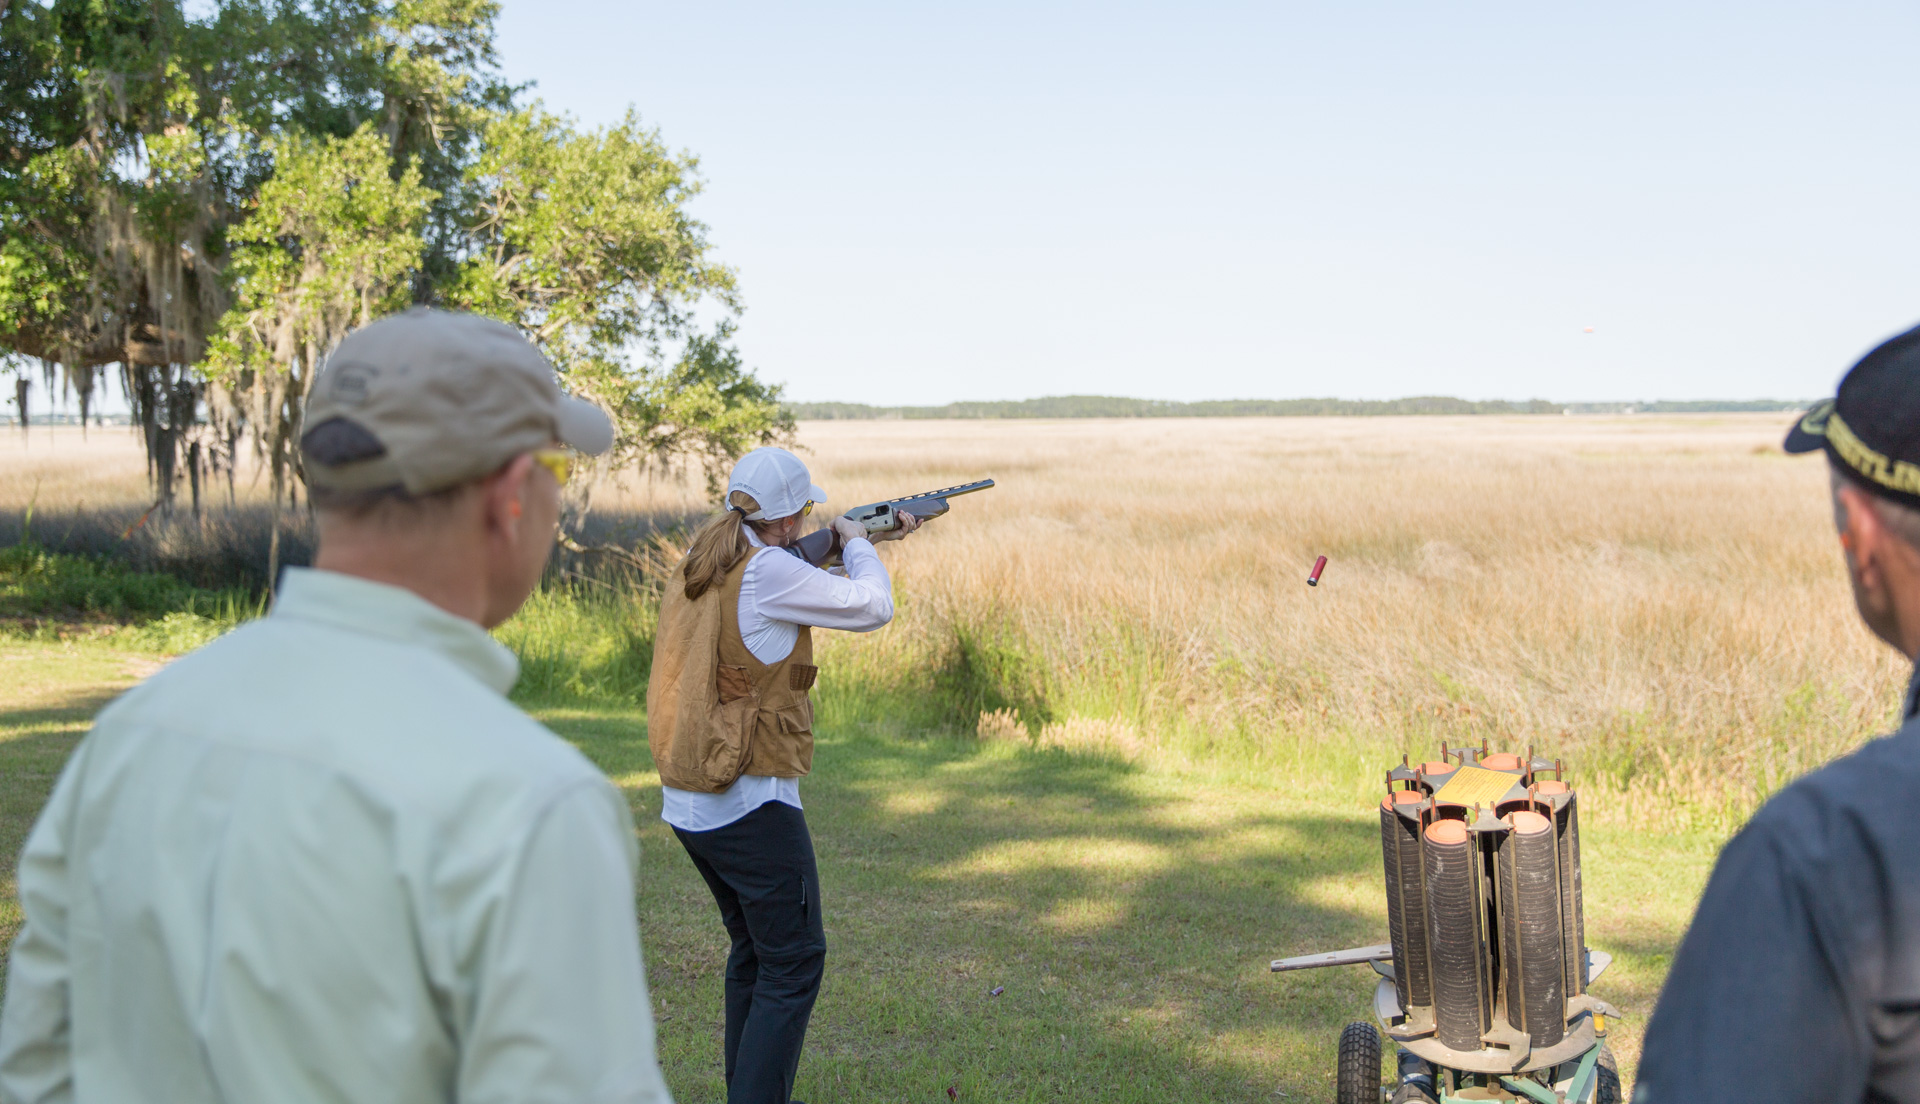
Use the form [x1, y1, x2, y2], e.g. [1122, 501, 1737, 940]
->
[0, 640, 1716, 1101]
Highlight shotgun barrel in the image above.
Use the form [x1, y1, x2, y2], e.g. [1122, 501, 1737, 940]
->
[789, 479, 996, 567]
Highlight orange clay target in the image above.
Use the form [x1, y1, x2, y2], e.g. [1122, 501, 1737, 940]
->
[1504, 809, 1552, 834]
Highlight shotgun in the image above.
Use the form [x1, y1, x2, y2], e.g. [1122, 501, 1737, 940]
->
[788, 479, 995, 567]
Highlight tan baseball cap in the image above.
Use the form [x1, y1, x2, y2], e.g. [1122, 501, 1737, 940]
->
[301, 308, 614, 494]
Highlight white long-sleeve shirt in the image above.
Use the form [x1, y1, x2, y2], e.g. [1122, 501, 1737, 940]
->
[0, 568, 672, 1104]
[659, 529, 894, 833]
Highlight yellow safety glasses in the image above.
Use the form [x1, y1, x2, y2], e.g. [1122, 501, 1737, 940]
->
[532, 448, 575, 488]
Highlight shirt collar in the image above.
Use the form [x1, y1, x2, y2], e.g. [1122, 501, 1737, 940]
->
[743, 525, 813, 564]
[1905, 662, 1920, 722]
[270, 568, 520, 695]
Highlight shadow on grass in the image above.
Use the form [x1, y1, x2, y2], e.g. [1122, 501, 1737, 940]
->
[540, 707, 1387, 1104]
[0, 687, 112, 982]
[0, 675, 1391, 1102]
[0, 681, 116, 842]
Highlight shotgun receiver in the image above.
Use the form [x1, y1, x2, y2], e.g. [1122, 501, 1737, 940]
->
[789, 479, 995, 567]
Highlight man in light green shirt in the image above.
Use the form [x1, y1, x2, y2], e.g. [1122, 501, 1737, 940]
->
[0, 310, 673, 1104]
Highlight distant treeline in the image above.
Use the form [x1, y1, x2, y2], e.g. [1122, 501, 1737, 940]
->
[782, 395, 1812, 421]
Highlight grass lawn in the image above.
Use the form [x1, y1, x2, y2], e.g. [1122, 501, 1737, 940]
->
[0, 639, 1718, 1102]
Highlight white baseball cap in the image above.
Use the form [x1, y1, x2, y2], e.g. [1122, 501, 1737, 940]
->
[727, 447, 826, 521]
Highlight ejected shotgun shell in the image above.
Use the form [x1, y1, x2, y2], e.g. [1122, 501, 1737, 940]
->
[1308, 555, 1328, 586]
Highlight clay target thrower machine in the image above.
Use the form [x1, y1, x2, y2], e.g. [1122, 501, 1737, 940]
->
[1269, 741, 1624, 1104]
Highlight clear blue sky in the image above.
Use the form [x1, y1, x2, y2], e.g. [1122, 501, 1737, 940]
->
[69, 2, 1854, 412]
[37, 4, 1915, 421]
[494, 2, 1920, 405]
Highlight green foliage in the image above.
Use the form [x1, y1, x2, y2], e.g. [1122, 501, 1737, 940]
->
[0, 542, 260, 647]
[203, 123, 435, 500]
[449, 107, 785, 488]
[615, 323, 792, 492]
[452, 107, 736, 348]
[115, 609, 243, 652]
[0, 535, 657, 676]
[495, 579, 657, 704]
[0, 0, 784, 512]
[0, 0, 99, 376]
[929, 624, 1054, 731]
[209, 124, 435, 375]
[0, 147, 94, 358]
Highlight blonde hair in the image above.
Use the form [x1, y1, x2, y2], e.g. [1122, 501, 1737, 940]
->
[682, 491, 810, 599]
[681, 491, 755, 599]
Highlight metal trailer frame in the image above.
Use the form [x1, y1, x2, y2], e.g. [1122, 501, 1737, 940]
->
[1271, 944, 1622, 1104]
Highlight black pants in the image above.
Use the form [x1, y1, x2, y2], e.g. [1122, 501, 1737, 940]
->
[674, 800, 826, 1104]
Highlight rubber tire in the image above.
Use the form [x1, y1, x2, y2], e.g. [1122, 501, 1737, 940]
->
[1336, 1022, 1383, 1104]
[1594, 1044, 1620, 1104]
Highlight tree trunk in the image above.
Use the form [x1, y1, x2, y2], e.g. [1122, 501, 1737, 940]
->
[267, 515, 281, 598]
[188, 440, 203, 523]
[266, 373, 289, 598]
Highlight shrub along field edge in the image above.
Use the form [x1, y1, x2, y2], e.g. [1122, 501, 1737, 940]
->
[1, 537, 1847, 834]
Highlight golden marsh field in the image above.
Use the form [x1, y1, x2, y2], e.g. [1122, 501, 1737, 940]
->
[0, 412, 1899, 1098]
[716, 414, 1889, 825]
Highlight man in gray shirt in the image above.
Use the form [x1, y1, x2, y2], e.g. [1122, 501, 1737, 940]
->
[0, 310, 673, 1103]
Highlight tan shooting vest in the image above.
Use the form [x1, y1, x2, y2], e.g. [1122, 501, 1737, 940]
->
[648, 549, 818, 793]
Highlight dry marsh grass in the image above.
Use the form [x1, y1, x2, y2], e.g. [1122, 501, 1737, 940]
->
[1, 427, 164, 509]
[772, 414, 1894, 827]
[0, 428, 692, 587]
[6, 414, 1897, 824]
[4, 414, 1876, 1092]
[0, 428, 310, 585]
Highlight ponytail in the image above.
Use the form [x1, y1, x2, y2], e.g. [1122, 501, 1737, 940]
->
[682, 491, 760, 599]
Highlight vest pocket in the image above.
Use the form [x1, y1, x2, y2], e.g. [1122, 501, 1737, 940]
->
[755, 701, 813, 775]
[776, 699, 814, 735]
[717, 664, 752, 703]
[789, 664, 819, 692]
[700, 692, 756, 788]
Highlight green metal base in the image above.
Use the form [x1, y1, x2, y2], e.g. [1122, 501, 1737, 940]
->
[1435, 1042, 1602, 1104]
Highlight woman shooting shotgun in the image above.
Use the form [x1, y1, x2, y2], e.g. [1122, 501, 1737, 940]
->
[647, 446, 920, 1104]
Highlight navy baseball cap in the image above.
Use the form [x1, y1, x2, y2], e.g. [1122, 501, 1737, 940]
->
[1785, 323, 1920, 511]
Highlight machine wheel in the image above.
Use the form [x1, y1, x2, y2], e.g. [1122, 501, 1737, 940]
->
[1594, 1044, 1620, 1104]
[1335, 1022, 1383, 1104]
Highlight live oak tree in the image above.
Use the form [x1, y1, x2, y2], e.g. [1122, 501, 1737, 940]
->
[0, 0, 789, 535]
[447, 106, 787, 499]
[202, 125, 435, 576]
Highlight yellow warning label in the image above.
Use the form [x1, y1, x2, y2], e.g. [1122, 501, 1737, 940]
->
[1434, 766, 1521, 807]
